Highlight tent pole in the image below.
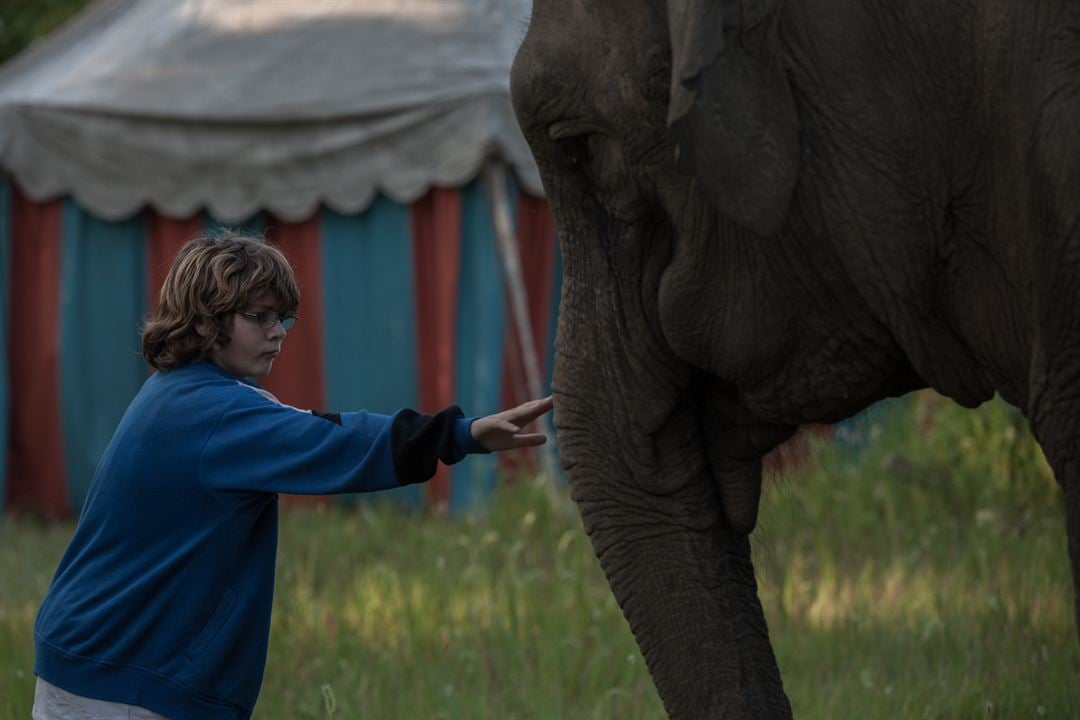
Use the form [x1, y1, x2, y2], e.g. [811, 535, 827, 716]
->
[483, 158, 558, 482]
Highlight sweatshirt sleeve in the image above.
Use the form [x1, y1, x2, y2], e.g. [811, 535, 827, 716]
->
[199, 386, 488, 498]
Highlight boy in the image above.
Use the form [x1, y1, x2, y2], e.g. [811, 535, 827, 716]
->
[32, 232, 554, 719]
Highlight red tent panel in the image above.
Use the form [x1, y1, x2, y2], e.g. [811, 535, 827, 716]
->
[7, 186, 67, 517]
[410, 188, 462, 508]
[146, 211, 205, 313]
[263, 214, 328, 506]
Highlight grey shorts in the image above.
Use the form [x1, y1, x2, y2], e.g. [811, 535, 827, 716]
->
[32, 677, 170, 720]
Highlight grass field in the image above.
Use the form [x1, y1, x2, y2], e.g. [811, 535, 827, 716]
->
[1, 392, 1077, 718]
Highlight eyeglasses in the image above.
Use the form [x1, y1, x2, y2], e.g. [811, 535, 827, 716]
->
[238, 311, 297, 331]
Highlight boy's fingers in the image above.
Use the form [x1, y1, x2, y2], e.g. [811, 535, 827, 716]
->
[506, 396, 554, 424]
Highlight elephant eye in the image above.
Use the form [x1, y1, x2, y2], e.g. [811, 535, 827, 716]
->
[559, 135, 593, 168]
[549, 121, 599, 172]
[548, 123, 645, 221]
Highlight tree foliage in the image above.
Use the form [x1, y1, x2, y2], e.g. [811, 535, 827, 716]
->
[0, 0, 92, 65]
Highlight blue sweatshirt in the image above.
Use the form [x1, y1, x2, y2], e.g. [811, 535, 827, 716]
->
[34, 361, 488, 719]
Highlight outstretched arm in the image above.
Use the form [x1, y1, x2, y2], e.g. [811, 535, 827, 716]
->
[470, 396, 554, 451]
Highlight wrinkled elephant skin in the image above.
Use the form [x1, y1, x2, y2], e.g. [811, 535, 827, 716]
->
[512, 0, 1080, 718]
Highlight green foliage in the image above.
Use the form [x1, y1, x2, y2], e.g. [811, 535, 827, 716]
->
[0, 392, 1075, 718]
[0, 0, 92, 66]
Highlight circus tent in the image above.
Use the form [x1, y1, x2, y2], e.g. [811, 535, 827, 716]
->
[0, 0, 559, 517]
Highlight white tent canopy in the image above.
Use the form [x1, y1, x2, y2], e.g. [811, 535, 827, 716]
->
[0, 0, 541, 222]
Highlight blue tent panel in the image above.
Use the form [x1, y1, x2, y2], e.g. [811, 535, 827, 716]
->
[322, 200, 423, 509]
[59, 201, 147, 514]
[451, 180, 507, 513]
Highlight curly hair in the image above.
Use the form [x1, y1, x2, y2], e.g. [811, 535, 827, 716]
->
[142, 231, 300, 371]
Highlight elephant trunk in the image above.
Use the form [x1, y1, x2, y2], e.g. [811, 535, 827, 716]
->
[552, 240, 792, 717]
[558, 396, 792, 718]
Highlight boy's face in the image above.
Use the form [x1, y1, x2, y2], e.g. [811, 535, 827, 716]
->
[208, 294, 289, 379]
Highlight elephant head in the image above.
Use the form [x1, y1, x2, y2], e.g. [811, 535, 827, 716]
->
[511, 0, 811, 717]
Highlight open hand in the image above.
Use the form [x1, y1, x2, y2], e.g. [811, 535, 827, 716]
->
[470, 396, 554, 451]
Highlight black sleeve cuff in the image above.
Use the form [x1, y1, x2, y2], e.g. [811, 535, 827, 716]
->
[390, 405, 468, 485]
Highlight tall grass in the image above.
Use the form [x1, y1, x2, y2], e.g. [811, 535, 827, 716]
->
[1, 392, 1076, 718]
[758, 393, 1078, 718]
[262, 481, 657, 719]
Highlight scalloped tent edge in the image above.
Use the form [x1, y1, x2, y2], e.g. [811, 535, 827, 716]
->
[0, 0, 544, 222]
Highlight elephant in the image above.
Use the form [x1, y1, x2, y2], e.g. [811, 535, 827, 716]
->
[510, 0, 1080, 717]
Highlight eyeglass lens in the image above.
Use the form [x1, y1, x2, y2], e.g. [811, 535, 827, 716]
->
[247, 312, 296, 330]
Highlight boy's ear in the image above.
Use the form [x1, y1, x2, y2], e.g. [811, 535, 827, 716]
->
[195, 322, 207, 338]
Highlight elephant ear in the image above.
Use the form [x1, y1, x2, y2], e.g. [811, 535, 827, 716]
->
[666, 0, 800, 237]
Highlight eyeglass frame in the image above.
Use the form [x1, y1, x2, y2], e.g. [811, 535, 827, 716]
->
[237, 310, 297, 331]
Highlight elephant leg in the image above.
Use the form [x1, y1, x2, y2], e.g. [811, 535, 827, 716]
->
[1028, 348, 1080, 638]
[1035, 427, 1080, 637]
[1065, 465, 1080, 639]
[1033, 440, 1080, 639]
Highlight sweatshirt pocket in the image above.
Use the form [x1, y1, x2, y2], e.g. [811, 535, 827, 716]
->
[184, 588, 237, 663]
